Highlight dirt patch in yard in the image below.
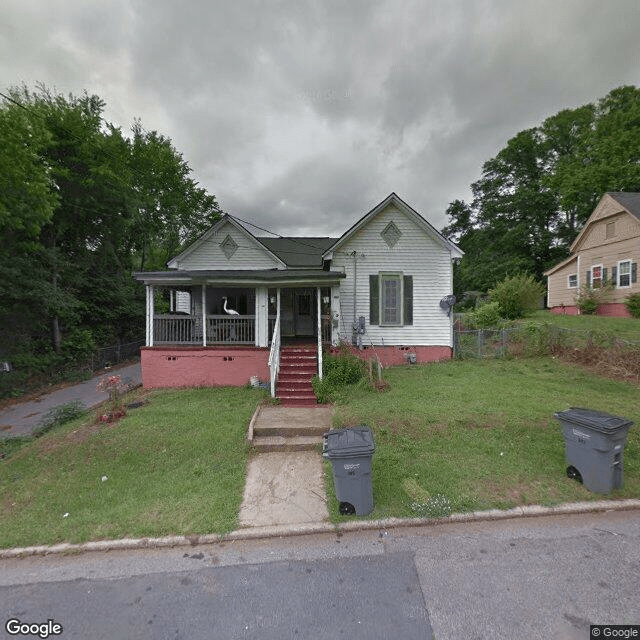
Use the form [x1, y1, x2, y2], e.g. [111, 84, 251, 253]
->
[554, 343, 640, 384]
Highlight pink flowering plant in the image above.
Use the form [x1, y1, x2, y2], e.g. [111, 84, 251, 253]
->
[96, 374, 130, 422]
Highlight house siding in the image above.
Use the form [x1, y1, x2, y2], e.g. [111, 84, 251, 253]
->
[546, 258, 578, 308]
[331, 204, 454, 347]
[173, 220, 282, 271]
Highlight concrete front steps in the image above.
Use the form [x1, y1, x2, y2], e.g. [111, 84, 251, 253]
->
[250, 406, 333, 453]
[276, 345, 319, 407]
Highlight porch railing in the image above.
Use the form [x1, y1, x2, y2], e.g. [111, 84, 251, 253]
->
[268, 312, 281, 397]
[206, 315, 255, 344]
[154, 315, 196, 344]
[153, 314, 255, 344]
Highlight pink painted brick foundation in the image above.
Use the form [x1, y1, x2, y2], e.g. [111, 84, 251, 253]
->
[549, 304, 631, 318]
[141, 347, 270, 389]
[329, 344, 452, 367]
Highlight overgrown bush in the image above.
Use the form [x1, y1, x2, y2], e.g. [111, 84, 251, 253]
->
[625, 293, 640, 318]
[467, 301, 503, 328]
[312, 349, 365, 403]
[575, 283, 613, 314]
[32, 399, 86, 437]
[489, 274, 545, 320]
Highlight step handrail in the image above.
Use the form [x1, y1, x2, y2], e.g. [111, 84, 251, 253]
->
[268, 311, 281, 398]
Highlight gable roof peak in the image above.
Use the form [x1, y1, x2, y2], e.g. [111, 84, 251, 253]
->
[323, 192, 463, 259]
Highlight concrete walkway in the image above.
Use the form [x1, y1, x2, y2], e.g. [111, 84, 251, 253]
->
[239, 406, 332, 527]
[0, 363, 142, 438]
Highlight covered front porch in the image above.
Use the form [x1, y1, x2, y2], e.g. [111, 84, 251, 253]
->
[145, 285, 334, 348]
[135, 269, 344, 396]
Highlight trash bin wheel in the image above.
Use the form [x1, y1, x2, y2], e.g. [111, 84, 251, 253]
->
[339, 501, 356, 515]
[566, 465, 583, 483]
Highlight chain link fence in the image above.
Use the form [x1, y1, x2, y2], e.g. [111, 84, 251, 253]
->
[91, 338, 146, 370]
[453, 323, 640, 360]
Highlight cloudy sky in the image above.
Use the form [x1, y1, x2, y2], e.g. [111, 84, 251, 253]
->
[3, 0, 640, 237]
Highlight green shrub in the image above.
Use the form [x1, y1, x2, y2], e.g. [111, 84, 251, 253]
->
[575, 283, 613, 315]
[32, 399, 86, 437]
[489, 274, 545, 320]
[467, 301, 503, 328]
[312, 349, 365, 403]
[624, 293, 640, 318]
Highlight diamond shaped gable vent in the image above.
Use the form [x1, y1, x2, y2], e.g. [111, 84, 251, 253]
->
[381, 221, 402, 248]
[221, 234, 238, 260]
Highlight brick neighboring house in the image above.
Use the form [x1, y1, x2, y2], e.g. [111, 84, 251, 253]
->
[545, 192, 640, 316]
[134, 193, 463, 401]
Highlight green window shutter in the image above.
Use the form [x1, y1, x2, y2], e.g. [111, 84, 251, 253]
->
[403, 275, 413, 325]
[632, 263, 638, 284]
[612, 266, 617, 286]
[586, 270, 591, 287]
[369, 275, 379, 325]
[603, 267, 608, 284]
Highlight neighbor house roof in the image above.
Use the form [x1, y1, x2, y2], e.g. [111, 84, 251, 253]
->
[543, 254, 578, 277]
[570, 191, 640, 253]
[608, 192, 640, 220]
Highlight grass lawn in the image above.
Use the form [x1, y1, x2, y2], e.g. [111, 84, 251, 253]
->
[527, 310, 640, 341]
[2, 349, 639, 550]
[0, 387, 266, 549]
[327, 357, 640, 522]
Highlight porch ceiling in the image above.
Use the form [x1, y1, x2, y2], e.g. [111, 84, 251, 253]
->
[134, 269, 345, 287]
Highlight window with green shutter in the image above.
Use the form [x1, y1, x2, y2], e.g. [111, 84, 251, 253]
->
[369, 273, 413, 326]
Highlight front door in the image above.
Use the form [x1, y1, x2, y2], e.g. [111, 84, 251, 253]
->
[294, 290, 314, 336]
[280, 288, 316, 337]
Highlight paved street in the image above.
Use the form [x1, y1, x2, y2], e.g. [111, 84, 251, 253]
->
[1, 510, 638, 639]
[0, 363, 142, 438]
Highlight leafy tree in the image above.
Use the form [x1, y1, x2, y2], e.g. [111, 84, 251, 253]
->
[443, 85, 640, 295]
[0, 85, 222, 379]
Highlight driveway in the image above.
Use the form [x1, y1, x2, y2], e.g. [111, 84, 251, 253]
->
[0, 362, 142, 438]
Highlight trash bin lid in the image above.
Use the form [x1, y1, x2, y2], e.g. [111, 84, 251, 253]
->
[554, 407, 634, 432]
[323, 426, 375, 458]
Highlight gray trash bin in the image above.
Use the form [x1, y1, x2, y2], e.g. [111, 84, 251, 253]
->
[554, 407, 634, 494]
[323, 426, 375, 515]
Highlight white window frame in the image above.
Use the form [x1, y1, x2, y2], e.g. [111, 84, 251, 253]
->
[591, 264, 603, 288]
[618, 260, 632, 288]
[380, 272, 403, 326]
[567, 274, 578, 289]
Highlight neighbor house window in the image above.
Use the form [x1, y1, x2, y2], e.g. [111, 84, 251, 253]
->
[369, 273, 413, 326]
[618, 260, 631, 287]
[591, 265, 603, 288]
[568, 274, 578, 288]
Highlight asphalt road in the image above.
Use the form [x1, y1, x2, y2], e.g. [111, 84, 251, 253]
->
[0, 363, 142, 438]
[1, 510, 638, 640]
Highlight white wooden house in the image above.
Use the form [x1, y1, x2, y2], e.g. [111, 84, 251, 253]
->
[134, 193, 463, 402]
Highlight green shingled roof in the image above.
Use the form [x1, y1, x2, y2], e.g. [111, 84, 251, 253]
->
[256, 237, 337, 268]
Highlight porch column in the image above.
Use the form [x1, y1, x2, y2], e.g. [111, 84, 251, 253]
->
[201, 284, 207, 346]
[317, 287, 323, 380]
[331, 284, 340, 346]
[146, 285, 154, 347]
[255, 287, 268, 347]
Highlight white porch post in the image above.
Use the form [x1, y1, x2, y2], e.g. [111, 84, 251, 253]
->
[317, 287, 323, 380]
[146, 285, 154, 347]
[331, 284, 340, 346]
[256, 287, 268, 347]
[201, 284, 207, 346]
